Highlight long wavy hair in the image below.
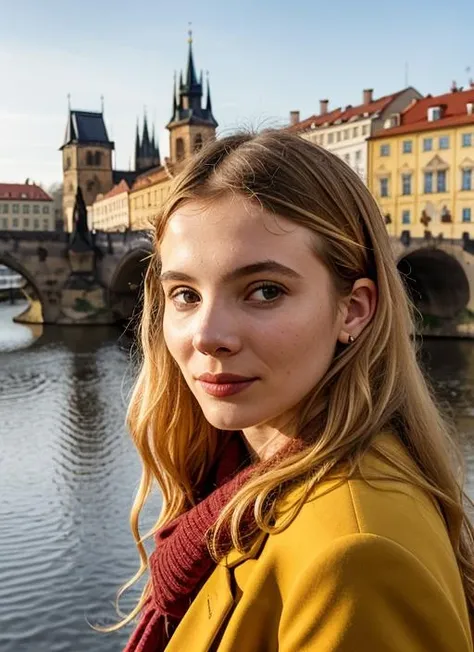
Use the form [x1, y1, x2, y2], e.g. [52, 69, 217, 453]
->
[113, 130, 474, 631]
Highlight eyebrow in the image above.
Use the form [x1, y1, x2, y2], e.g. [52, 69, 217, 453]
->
[159, 260, 303, 284]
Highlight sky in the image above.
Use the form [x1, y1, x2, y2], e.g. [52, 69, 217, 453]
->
[1, 0, 473, 188]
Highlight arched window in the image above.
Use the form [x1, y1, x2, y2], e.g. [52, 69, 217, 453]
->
[194, 133, 203, 151]
[86, 151, 94, 166]
[176, 138, 185, 162]
[94, 151, 102, 166]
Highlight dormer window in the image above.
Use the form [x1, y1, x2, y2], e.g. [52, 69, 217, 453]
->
[428, 106, 442, 121]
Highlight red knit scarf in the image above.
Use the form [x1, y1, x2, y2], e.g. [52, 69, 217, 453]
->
[123, 432, 257, 652]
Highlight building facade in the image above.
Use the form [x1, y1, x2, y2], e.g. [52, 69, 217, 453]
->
[368, 83, 474, 238]
[0, 182, 54, 231]
[289, 88, 422, 183]
[89, 179, 130, 231]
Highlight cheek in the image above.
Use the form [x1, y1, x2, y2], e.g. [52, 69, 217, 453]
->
[162, 313, 187, 365]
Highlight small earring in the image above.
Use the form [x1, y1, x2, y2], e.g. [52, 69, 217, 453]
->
[347, 335, 355, 344]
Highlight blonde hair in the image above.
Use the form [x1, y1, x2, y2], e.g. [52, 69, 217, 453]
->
[112, 130, 474, 631]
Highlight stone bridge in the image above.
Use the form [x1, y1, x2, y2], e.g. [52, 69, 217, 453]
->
[0, 230, 153, 324]
[2, 228, 474, 336]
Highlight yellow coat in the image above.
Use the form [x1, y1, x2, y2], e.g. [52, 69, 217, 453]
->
[165, 433, 472, 651]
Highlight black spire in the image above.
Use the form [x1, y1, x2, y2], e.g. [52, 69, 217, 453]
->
[142, 111, 150, 151]
[185, 29, 198, 89]
[134, 120, 140, 169]
[69, 187, 93, 251]
[206, 73, 213, 113]
[167, 32, 218, 130]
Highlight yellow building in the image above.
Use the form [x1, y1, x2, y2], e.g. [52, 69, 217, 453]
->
[0, 182, 55, 231]
[368, 84, 474, 239]
[129, 33, 218, 230]
[90, 179, 130, 231]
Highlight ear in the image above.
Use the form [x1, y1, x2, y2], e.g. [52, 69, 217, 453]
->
[337, 278, 377, 345]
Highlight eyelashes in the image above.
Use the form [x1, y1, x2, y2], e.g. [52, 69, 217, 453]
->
[167, 282, 287, 309]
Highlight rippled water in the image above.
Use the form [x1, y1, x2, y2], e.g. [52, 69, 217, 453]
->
[1, 302, 474, 651]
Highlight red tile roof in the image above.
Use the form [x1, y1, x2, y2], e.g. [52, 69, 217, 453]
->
[101, 179, 129, 200]
[288, 90, 404, 133]
[370, 87, 474, 139]
[0, 183, 52, 202]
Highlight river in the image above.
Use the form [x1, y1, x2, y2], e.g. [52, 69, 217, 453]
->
[1, 302, 474, 651]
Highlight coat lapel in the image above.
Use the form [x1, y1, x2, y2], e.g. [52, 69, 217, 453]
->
[165, 533, 268, 652]
[165, 563, 234, 652]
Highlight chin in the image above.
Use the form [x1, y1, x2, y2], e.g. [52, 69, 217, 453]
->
[200, 403, 266, 431]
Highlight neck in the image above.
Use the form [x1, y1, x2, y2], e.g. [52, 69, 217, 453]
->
[241, 416, 297, 462]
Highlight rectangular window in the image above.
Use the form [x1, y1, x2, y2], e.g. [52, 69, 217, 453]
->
[437, 170, 447, 192]
[33, 218, 40, 230]
[33, 205, 40, 214]
[439, 136, 450, 149]
[380, 144, 390, 157]
[344, 153, 350, 164]
[336, 132, 341, 142]
[402, 210, 411, 224]
[353, 127, 359, 137]
[462, 169, 472, 191]
[22, 205, 29, 214]
[12, 217, 19, 228]
[43, 218, 49, 230]
[462, 208, 472, 223]
[402, 173, 412, 195]
[462, 133, 472, 147]
[343, 129, 350, 140]
[1, 217, 7, 229]
[13, 204, 19, 214]
[327, 133, 334, 144]
[2, 204, 8, 213]
[380, 178, 389, 197]
[42, 205, 49, 214]
[355, 150, 361, 161]
[362, 125, 369, 136]
[23, 217, 30, 228]
[424, 171, 433, 193]
[402, 140, 412, 154]
[423, 138, 433, 151]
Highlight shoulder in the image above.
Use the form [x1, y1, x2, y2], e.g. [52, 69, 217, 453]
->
[268, 432, 461, 597]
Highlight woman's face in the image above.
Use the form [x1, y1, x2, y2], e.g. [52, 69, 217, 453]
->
[160, 194, 347, 431]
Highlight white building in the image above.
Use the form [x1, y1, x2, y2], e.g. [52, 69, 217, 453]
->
[89, 179, 130, 231]
[0, 265, 25, 292]
[289, 88, 422, 184]
[0, 182, 55, 231]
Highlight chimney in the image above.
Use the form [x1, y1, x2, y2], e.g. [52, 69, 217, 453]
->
[363, 88, 373, 105]
[319, 99, 329, 115]
[289, 110, 300, 126]
[470, 79, 474, 89]
[451, 80, 458, 93]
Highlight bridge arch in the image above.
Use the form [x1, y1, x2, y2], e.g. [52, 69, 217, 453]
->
[396, 247, 470, 319]
[107, 244, 152, 323]
[0, 252, 45, 322]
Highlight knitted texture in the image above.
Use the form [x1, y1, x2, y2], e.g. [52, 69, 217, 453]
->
[123, 433, 253, 652]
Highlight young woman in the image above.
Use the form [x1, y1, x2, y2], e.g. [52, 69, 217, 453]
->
[119, 131, 474, 651]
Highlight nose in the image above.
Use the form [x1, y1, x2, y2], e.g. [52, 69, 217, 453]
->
[192, 302, 242, 357]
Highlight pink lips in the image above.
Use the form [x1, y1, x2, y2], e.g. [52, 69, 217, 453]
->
[197, 373, 257, 398]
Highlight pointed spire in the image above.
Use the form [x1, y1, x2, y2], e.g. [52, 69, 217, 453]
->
[142, 109, 150, 151]
[206, 71, 212, 113]
[186, 27, 198, 88]
[134, 119, 140, 170]
[69, 186, 92, 252]
[172, 71, 177, 115]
